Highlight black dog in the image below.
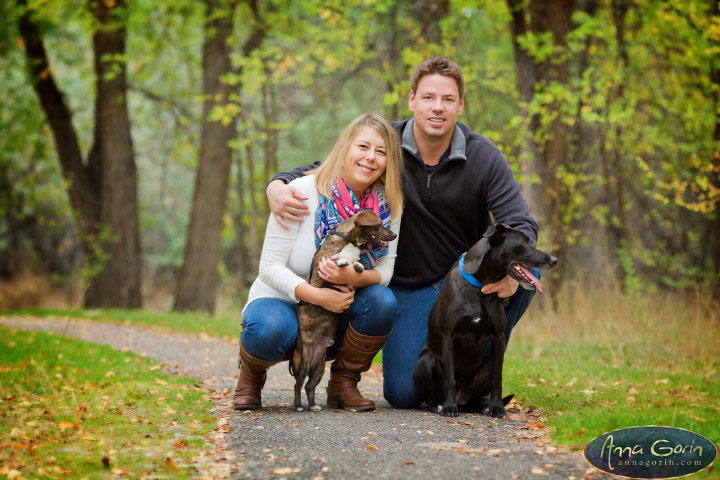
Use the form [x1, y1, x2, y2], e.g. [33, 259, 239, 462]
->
[413, 223, 557, 418]
[290, 210, 396, 412]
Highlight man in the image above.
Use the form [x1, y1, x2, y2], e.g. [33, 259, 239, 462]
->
[266, 57, 539, 408]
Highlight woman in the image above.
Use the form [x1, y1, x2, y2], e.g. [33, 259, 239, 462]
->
[234, 113, 403, 411]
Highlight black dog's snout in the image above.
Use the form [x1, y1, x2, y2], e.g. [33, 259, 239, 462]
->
[549, 256, 558, 267]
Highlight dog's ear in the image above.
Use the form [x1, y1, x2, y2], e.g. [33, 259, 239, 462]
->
[354, 210, 381, 227]
[483, 223, 508, 246]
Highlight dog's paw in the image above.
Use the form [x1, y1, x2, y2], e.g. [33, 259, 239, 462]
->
[488, 403, 506, 418]
[427, 402, 443, 415]
[353, 261, 365, 273]
[310, 405, 322, 412]
[295, 406, 304, 412]
[334, 258, 349, 267]
[441, 403, 459, 417]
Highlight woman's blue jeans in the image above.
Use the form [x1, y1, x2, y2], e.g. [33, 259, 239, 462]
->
[382, 272, 539, 409]
[241, 285, 396, 362]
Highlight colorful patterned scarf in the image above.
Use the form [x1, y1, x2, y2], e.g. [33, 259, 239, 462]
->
[314, 175, 392, 269]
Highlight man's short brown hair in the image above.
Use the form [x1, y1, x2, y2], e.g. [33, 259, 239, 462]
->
[410, 57, 464, 99]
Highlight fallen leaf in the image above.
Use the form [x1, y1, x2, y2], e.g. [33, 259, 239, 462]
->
[165, 457, 180, 472]
[655, 378, 668, 385]
[111, 468, 130, 476]
[269, 467, 300, 474]
[57, 421, 73, 431]
[403, 460, 415, 465]
[425, 431, 434, 435]
[366, 445, 378, 450]
[102, 456, 110, 468]
[532, 466, 544, 474]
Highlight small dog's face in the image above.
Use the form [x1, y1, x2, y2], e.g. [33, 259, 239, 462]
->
[349, 210, 396, 248]
[483, 223, 557, 294]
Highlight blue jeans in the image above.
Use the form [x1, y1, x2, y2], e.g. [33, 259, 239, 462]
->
[382, 273, 539, 409]
[241, 285, 396, 362]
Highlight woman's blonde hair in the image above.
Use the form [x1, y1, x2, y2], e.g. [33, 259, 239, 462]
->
[310, 113, 403, 217]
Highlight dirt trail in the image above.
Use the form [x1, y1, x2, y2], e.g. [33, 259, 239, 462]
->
[0, 316, 601, 480]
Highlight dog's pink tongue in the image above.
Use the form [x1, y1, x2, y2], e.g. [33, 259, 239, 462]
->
[519, 265, 543, 294]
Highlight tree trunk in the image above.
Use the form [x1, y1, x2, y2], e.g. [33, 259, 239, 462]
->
[707, 0, 720, 292]
[17, 2, 101, 230]
[86, 0, 142, 308]
[507, 0, 576, 294]
[18, 0, 141, 308]
[174, 0, 238, 313]
[174, 0, 266, 312]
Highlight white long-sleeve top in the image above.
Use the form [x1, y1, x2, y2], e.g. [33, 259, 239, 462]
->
[243, 174, 402, 312]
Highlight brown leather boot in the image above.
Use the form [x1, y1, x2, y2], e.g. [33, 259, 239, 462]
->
[233, 342, 280, 410]
[326, 326, 389, 411]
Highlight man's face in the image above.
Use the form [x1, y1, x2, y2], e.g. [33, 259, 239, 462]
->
[409, 74, 464, 144]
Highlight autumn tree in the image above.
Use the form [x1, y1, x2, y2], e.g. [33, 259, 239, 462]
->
[17, 0, 142, 307]
[174, 0, 267, 312]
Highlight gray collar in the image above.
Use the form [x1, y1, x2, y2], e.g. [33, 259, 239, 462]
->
[401, 118, 468, 162]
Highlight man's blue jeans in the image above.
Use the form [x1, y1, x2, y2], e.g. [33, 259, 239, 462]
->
[241, 285, 396, 361]
[382, 275, 538, 409]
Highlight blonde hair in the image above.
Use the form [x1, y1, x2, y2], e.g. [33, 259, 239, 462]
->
[310, 113, 403, 217]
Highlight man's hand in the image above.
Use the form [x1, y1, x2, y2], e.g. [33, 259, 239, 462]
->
[266, 179, 310, 229]
[481, 275, 519, 298]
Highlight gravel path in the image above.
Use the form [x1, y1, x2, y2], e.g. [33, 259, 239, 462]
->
[0, 316, 602, 480]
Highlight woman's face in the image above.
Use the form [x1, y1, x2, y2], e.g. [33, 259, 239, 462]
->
[342, 126, 388, 198]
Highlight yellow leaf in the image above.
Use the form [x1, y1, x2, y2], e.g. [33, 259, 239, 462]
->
[57, 421, 73, 431]
[366, 445, 378, 450]
[531, 466, 544, 474]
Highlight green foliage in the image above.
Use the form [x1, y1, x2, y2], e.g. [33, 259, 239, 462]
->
[2, 0, 718, 296]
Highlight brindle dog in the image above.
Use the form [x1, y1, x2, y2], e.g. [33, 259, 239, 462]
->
[291, 210, 396, 412]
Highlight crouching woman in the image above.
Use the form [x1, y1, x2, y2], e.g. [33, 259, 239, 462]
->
[233, 113, 403, 411]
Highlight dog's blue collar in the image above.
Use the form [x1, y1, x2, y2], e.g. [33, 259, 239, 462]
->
[458, 252, 485, 289]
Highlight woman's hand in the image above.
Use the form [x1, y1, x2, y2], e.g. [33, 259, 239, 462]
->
[316, 256, 359, 286]
[314, 285, 355, 313]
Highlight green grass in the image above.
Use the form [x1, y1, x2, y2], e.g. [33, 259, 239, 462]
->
[0, 327, 216, 479]
[2, 308, 240, 340]
[503, 285, 720, 478]
[504, 341, 719, 447]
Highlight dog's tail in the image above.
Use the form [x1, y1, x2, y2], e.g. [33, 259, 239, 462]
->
[288, 332, 304, 377]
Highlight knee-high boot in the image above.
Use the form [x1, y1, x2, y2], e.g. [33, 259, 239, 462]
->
[326, 325, 389, 411]
[233, 342, 280, 410]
